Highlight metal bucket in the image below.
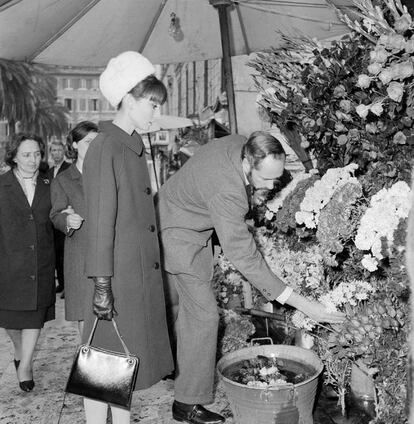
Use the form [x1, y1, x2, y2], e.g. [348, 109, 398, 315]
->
[217, 344, 323, 424]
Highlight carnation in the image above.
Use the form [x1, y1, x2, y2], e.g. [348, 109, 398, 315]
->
[357, 74, 371, 88]
[296, 164, 359, 228]
[370, 47, 389, 63]
[355, 104, 370, 119]
[385, 33, 406, 51]
[355, 181, 412, 270]
[394, 13, 412, 33]
[370, 102, 383, 116]
[378, 68, 394, 84]
[391, 61, 414, 80]
[367, 62, 382, 75]
[393, 131, 406, 145]
[387, 81, 404, 102]
[266, 172, 313, 214]
[361, 254, 378, 272]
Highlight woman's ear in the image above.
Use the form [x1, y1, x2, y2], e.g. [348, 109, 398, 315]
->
[242, 157, 251, 175]
[124, 93, 136, 110]
[72, 142, 78, 150]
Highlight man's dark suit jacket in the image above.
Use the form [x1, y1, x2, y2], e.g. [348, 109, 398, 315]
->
[158, 134, 286, 300]
[47, 161, 70, 181]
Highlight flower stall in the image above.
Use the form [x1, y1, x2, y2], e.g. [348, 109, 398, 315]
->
[214, 0, 413, 422]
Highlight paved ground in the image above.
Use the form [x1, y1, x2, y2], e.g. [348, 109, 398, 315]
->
[0, 297, 231, 424]
[0, 297, 372, 424]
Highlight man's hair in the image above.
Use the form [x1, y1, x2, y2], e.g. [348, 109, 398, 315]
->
[241, 131, 286, 169]
[49, 139, 65, 149]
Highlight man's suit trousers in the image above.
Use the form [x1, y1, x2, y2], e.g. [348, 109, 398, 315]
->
[167, 272, 219, 404]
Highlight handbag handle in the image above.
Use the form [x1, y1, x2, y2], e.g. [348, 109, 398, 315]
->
[86, 317, 132, 357]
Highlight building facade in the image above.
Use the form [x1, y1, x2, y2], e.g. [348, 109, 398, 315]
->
[52, 66, 117, 129]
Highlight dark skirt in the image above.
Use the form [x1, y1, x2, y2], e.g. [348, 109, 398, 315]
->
[0, 305, 55, 329]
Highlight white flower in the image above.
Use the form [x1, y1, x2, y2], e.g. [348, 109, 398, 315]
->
[378, 69, 394, 85]
[393, 131, 407, 145]
[367, 63, 382, 75]
[339, 99, 351, 113]
[387, 82, 404, 102]
[370, 102, 383, 116]
[355, 181, 411, 269]
[356, 104, 370, 119]
[266, 172, 312, 214]
[357, 74, 371, 88]
[370, 47, 388, 63]
[296, 164, 359, 228]
[361, 255, 378, 272]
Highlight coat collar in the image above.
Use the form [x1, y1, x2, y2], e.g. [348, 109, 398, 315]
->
[1, 169, 50, 210]
[31, 173, 50, 210]
[66, 164, 82, 181]
[99, 120, 144, 156]
[226, 134, 248, 186]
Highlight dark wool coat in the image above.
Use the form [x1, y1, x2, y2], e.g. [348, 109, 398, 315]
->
[82, 121, 174, 390]
[0, 170, 55, 311]
[50, 165, 87, 321]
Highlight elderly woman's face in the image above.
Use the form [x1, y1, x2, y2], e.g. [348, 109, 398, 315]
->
[14, 139, 42, 177]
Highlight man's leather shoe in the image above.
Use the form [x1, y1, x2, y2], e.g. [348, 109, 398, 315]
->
[172, 401, 225, 423]
[55, 285, 64, 294]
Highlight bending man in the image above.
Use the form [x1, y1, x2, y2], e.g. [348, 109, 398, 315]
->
[158, 131, 344, 424]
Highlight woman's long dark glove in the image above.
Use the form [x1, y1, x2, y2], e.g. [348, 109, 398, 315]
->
[92, 276, 117, 320]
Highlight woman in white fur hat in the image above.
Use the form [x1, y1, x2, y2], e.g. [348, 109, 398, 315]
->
[81, 51, 174, 423]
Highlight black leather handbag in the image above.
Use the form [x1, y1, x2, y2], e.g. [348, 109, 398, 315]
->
[65, 317, 139, 409]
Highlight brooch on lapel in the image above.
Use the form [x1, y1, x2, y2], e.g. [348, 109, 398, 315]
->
[43, 178, 50, 185]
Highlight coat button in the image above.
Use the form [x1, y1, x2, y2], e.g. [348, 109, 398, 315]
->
[153, 262, 160, 270]
[30, 275, 35, 280]
[145, 187, 151, 195]
[28, 214, 34, 220]
[148, 224, 156, 232]
[29, 245, 35, 250]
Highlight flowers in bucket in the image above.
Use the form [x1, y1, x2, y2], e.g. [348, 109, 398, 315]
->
[223, 354, 313, 388]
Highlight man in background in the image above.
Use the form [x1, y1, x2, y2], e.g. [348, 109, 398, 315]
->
[47, 140, 70, 296]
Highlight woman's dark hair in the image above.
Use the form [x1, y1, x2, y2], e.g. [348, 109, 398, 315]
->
[241, 131, 286, 169]
[118, 75, 167, 109]
[66, 121, 98, 160]
[5, 133, 45, 167]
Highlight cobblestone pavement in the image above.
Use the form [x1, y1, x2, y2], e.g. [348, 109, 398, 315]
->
[0, 296, 371, 424]
[0, 297, 231, 424]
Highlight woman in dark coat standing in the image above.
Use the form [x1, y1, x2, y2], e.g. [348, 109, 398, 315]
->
[81, 51, 173, 423]
[0, 133, 55, 392]
[50, 121, 98, 337]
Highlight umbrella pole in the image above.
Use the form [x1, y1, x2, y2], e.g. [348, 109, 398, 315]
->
[147, 133, 160, 191]
[210, 0, 238, 134]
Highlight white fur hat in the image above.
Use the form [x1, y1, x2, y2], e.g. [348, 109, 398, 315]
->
[99, 51, 156, 107]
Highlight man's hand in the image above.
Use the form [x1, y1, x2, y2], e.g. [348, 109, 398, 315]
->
[286, 291, 345, 324]
[92, 277, 117, 320]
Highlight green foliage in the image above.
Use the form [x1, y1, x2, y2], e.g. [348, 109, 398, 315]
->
[0, 59, 68, 138]
[249, 0, 414, 188]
